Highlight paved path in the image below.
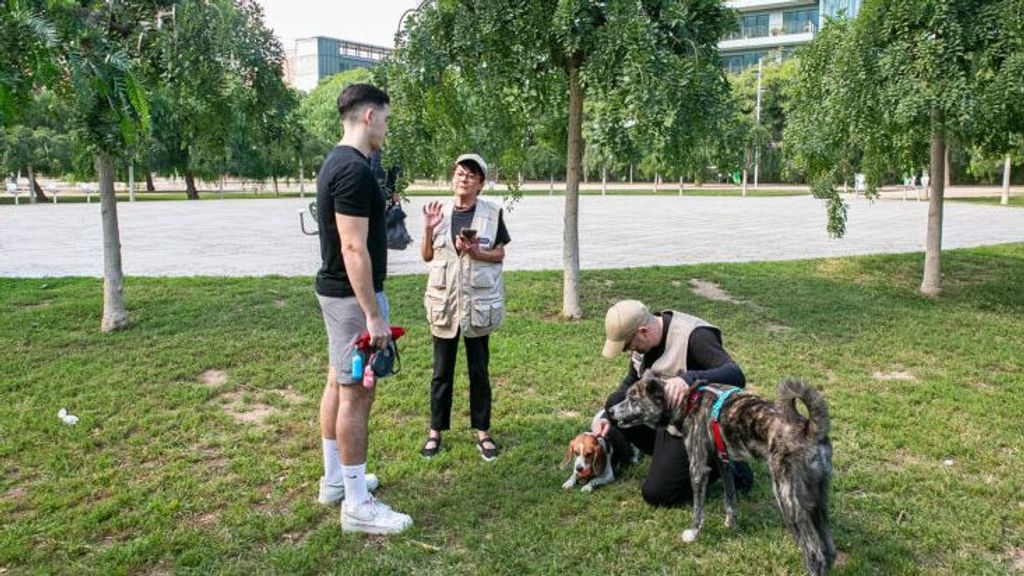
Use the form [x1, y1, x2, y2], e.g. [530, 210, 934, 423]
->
[1, 196, 1022, 277]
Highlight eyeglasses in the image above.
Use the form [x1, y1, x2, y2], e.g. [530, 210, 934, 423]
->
[454, 169, 481, 182]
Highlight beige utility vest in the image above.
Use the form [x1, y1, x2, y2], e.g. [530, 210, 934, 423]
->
[423, 198, 505, 339]
[630, 311, 720, 378]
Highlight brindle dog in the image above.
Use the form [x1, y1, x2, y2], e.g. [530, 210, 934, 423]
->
[608, 377, 836, 576]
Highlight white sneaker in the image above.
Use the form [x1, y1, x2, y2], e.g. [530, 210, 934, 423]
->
[318, 474, 379, 505]
[341, 496, 413, 534]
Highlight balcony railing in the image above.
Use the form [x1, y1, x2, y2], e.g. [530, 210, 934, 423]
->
[724, 26, 770, 40]
[723, 22, 815, 42]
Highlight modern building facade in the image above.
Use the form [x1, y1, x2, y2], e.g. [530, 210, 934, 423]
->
[720, 0, 862, 73]
[284, 37, 392, 92]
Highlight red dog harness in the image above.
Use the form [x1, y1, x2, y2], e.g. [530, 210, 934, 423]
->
[685, 385, 742, 464]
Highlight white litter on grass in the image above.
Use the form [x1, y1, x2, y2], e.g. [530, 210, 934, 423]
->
[943, 459, 955, 467]
[57, 408, 79, 425]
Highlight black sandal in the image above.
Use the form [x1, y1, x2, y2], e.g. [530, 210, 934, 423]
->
[476, 435, 499, 462]
[421, 435, 442, 458]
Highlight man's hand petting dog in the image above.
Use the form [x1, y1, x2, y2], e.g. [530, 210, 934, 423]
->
[662, 376, 689, 409]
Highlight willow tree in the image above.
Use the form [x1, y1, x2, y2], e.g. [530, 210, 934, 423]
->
[387, 0, 733, 318]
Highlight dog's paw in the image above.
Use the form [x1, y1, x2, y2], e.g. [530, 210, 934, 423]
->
[581, 483, 594, 493]
[681, 529, 699, 543]
[562, 479, 576, 490]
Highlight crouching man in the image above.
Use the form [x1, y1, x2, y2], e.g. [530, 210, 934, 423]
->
[592, 300, 754, 506]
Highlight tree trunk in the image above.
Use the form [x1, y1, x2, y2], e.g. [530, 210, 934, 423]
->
[27, 165, 40, 203]
[920, 111, 945, 297]
[1002, 154, 1011, 206]
[32, 175, 49, 202]
[602, 166, 607, 196]
[562, 59, 584, 320]
[128, 164, 135, 202]
[742, 149, 750, 197]
[146, 171, 155, 192]
[97, 153, 128, 332]
[184, 170, 199, 200]
[944, 144, 951, 190]
[299, 157, 305, 197]
[754, 149, 760, 189]
[273, 175, 279, 197]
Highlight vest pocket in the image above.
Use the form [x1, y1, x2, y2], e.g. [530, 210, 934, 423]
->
[425, 294, 452, 326]
[470, 262, 499, 288]
[428, 261, 447, 289]
[471, 298, 504, 330]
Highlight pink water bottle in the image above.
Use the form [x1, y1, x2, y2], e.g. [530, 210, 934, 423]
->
[362, 352, 376, 389]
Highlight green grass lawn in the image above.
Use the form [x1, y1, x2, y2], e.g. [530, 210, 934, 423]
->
[2, 245, 1022, 575]
[949, 196, 1024, 207]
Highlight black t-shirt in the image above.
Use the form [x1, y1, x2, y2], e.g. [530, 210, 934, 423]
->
[314, 146, 387, 298]
[449, 204, 512, 250]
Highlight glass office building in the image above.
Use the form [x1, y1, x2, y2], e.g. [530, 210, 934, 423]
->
[285, 37, 392, 92]
[719, 0, 861, 73]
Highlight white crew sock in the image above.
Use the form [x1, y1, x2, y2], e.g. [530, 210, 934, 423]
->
[322, 438, 343, 484]
[341, 463, 369, 506]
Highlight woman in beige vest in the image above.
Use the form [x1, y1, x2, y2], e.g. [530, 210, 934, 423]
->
[419, 154, 511, 461]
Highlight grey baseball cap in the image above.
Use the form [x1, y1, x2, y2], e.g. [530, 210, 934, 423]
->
[455, 153, 488, 179]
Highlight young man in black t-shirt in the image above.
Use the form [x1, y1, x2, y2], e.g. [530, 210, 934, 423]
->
[314, 83, 411, 535]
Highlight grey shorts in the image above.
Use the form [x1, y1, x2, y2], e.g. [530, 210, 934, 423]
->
[317, 291, 390, 385]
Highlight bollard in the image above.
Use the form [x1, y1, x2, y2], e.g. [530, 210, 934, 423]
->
[6, 181, 18, 205]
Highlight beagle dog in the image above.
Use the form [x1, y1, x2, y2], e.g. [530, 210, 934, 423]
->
[561, 429, 638, 492]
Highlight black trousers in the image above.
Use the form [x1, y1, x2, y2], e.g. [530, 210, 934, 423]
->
[430, 331, 491, 432]
[620, 425, 751, 507]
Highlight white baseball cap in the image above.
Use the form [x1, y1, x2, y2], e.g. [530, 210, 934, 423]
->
[455, 153, 488, 180]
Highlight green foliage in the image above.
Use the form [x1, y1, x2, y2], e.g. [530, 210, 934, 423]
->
[384, 0, 735, 184]
[0, 1, 58, 126]
[63, 4, 154, 155]
[727, 56, 802, 183]
[297, 68, 373, 170]
[0, 90, 75, 178]
[2, 1, 296, 186]
[138, 0, 295, 188]
[2, 245, 1023, 572]
[970, 0, 1024, 168]
[787, 0, 1024, 236]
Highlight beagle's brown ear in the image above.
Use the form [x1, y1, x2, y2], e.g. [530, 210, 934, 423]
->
[593, 443, 607, 475]
[560, 441, 575, 469]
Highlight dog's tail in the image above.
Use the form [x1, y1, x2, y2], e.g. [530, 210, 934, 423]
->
[778, 378, 830, 442]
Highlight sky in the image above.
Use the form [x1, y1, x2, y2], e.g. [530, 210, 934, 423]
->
[256, 0, 421, 51]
